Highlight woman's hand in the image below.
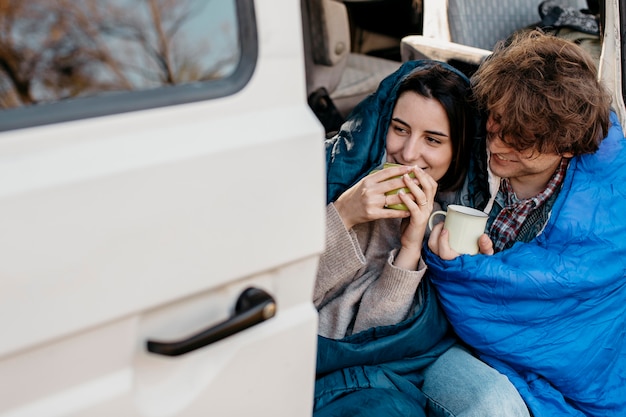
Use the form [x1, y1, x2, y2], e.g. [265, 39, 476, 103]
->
[333, 164, 415, 230]
[394, 166, 438, 270]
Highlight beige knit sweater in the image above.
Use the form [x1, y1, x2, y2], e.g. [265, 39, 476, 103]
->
[314, 203, 429, 339]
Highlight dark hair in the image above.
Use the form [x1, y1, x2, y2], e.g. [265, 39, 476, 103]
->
[395, 63, 475, 191]
[471, 29, 611, 155]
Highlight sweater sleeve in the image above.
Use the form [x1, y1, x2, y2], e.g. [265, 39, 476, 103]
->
[313, 203, 368, 308]
[352, 252, 426, 333]
[315, 204, 428, 338]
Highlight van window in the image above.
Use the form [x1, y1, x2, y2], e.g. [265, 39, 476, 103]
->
[0, 0, 257, 131]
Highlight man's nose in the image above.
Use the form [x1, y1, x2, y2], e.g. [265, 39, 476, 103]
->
[487, 132, 509, 150]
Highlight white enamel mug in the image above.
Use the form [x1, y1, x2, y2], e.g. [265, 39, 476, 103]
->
[428, 204, 488, 255]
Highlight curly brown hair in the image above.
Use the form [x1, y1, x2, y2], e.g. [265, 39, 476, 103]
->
[471, 29, 611, 156]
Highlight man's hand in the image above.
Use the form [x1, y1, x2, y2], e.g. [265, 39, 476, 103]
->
[477, 234, 494, 255]
[427, 223, 460, 260]
[428, 223, 494, 259]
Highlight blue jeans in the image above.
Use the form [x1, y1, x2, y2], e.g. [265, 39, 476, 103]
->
[422, 345, 530, 417]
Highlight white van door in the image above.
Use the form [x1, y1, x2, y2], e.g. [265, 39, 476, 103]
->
[0, 0, 325, 416]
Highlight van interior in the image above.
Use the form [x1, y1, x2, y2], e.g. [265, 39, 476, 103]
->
[302, 0, 625, 135]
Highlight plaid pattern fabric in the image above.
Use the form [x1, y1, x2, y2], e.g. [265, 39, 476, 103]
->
[489, 158, 569, 252]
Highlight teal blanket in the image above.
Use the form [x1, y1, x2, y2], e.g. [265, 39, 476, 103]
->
[315, 279, 455, 417]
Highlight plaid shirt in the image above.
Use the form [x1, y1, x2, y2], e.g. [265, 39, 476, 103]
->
[489, 158, 569, 252]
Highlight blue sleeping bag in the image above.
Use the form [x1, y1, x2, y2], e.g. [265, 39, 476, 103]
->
[424, 112, 626, 416]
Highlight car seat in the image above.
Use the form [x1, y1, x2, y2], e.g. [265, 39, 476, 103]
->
[302, 0, 402, 134]
[400, 0, 588, 76]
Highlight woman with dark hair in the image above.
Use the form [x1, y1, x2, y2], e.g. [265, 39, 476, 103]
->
[314, 60, 528, 417]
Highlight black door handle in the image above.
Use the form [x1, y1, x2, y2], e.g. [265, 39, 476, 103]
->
[146, 287, 276, 357]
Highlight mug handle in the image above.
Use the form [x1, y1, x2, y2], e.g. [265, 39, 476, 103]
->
[428, 210, 447, 231]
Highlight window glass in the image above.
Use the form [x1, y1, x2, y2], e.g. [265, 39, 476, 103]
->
[0, 0, 241, 109]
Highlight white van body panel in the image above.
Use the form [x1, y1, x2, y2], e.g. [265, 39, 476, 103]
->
[0, 0, 325, 415]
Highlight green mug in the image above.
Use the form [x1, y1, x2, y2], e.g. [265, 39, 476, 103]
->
[369, 162, 415, 210]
